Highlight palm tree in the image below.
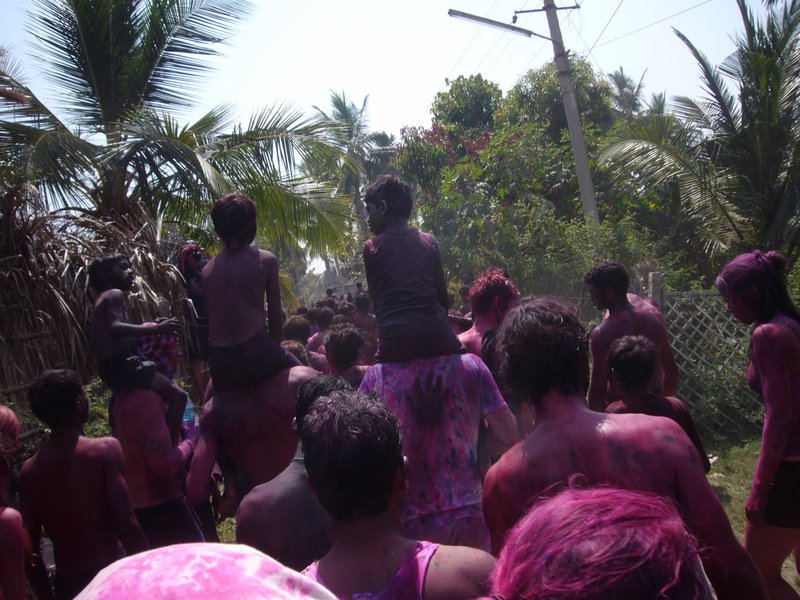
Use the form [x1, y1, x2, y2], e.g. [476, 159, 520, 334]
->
[0, 0, 348, 252]
[608, 67, 646, 119]
[313, 91, 396, 239]
[600, 0, 800, 258]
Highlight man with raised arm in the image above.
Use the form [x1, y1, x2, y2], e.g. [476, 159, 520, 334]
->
[19, 370, 148, 600]
[584, 260, 679, 412]
[482, 299, 765, 600]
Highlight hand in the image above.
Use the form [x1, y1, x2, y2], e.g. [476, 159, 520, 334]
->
[745, 488, 767, 527]
[155, 317, 180, 335]
[181, 419, 200, 447]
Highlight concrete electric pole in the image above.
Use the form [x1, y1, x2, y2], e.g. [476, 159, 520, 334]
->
[541, 0, 599, 223]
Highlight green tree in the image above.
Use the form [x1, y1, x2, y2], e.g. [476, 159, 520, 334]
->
[608, 67, 646, 119]
[496, 57, 615, 141]
[601, 0, 800, 259]
[0, 0, 347, 252]
[313, 91, 395, 239]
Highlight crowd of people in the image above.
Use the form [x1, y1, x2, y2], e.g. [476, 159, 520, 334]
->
[0, 174, 797, 599]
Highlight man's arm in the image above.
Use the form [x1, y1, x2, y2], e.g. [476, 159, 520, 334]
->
[667, 424, 767, 600]
[18, 474, 54, 600]
[0, 508, 28, 600]
[587, 328, 610, 412]
[659, 337, 680, 396]
[263, 251, 283, 345]
[485, 408, 520, 451]
[186, 403, 219, 507]
[139, 394, 194, 481]
[106, 291, 179, 338]
[101, 438, 149, 554]
[482, 461, 518, 556]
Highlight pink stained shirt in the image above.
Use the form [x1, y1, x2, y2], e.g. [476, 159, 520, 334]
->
[359, 354, 508, 535]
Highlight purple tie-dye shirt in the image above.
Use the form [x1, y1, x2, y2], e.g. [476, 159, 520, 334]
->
[359, 353, 508, 535]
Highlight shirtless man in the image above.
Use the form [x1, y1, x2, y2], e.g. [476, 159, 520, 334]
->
[186, 365, 316, 506]
[235, 376, 349, 570]
[457, 269, 519, 356]
[584, 260, 679, 411]
[188, 193, 315, 510]
[351, 294, 377, 363]
[19, 370, 148, 600]
[201, 192, 297, 393]
[482, 299, 766, 600]
[112, 387, 203, 549]
[88, 256, 187, 435]
[301, 390, 496, 599]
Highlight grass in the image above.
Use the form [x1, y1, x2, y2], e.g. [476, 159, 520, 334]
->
[710, 439, 800, 592]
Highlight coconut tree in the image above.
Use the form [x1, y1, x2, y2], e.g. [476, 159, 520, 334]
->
[0, 0, 348, 251]
[313, 91, 396, 239]
[600, 0, 800, 259]
[608, 67, 646, 119]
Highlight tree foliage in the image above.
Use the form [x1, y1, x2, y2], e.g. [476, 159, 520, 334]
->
[601, 0, 800, 260]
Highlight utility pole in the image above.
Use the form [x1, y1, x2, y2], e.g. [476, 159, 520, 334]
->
[450, 5, 599, 223]
[541, 0, 599, 223]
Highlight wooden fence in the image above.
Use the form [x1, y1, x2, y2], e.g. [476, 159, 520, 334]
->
[662, 290, 762, 438]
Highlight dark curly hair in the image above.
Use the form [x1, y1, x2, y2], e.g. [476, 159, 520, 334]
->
[497, 299, 589, 403]
[583, 260, 629, 296]
[607, 335, 658, 389]
[87, 255, 128, 292]
[324, 325, 365, 371]
[364, 175, 413, 219]
[211, 193, 257, 244]
[301, 390, 403, 521]
[29, 369, 84, 428]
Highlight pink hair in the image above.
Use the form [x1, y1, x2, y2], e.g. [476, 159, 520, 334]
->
[716, 250, 799, 324]
[491, 485, 708, 600]
[469, 269, 520, 316]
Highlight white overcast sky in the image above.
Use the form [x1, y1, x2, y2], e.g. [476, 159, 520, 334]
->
[0, 0, 768, 138]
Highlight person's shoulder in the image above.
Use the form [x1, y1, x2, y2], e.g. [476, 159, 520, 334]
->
[258, 248, 277, 262]
[753, 320, 796, 347]
[83, 435, 124, 459]
[605, 399, 629, 414]
[0, 506, 24, 539]
[426, 544, 495, 599]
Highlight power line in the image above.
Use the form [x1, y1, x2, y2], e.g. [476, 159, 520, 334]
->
[591, 0, 713, 51]
[587, 0, 624, 55]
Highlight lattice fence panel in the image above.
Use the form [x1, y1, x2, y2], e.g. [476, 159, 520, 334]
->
[664, 291, 762, 438]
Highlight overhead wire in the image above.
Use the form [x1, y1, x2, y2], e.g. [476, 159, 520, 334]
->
[590, 0, 713, 51]
[586, 0, 624, 55]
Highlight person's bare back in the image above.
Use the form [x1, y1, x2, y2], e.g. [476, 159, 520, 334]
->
[588, 294, 678, 410]
[203, 245, 281, 347]
[20, 436, 144, 575]
[235, 461, 334, 571]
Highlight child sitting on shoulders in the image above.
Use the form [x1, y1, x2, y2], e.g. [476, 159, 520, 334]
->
[363, 175, 464, 362]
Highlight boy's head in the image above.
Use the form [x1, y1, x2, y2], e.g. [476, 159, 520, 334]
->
[0, 405, 21, 475]
[88, 255, 132, 292]
[497, 299, 589, 404]
[324, 325, 364, 371]
[28, 369, 87, 428]
[301, 390, 403, 522]
[608, 335, 659, 391]
[316, 306, 334, 330]
[364, 175, 413, 233]
[584, 260, 629, 309]
[469, 268, 520, 319]
[211, 193, 257, 245]
[294, 375, 353, 434]
[283, 316, 311, 343]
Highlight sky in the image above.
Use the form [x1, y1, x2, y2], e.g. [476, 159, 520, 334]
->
[0, 0, 769, 140]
